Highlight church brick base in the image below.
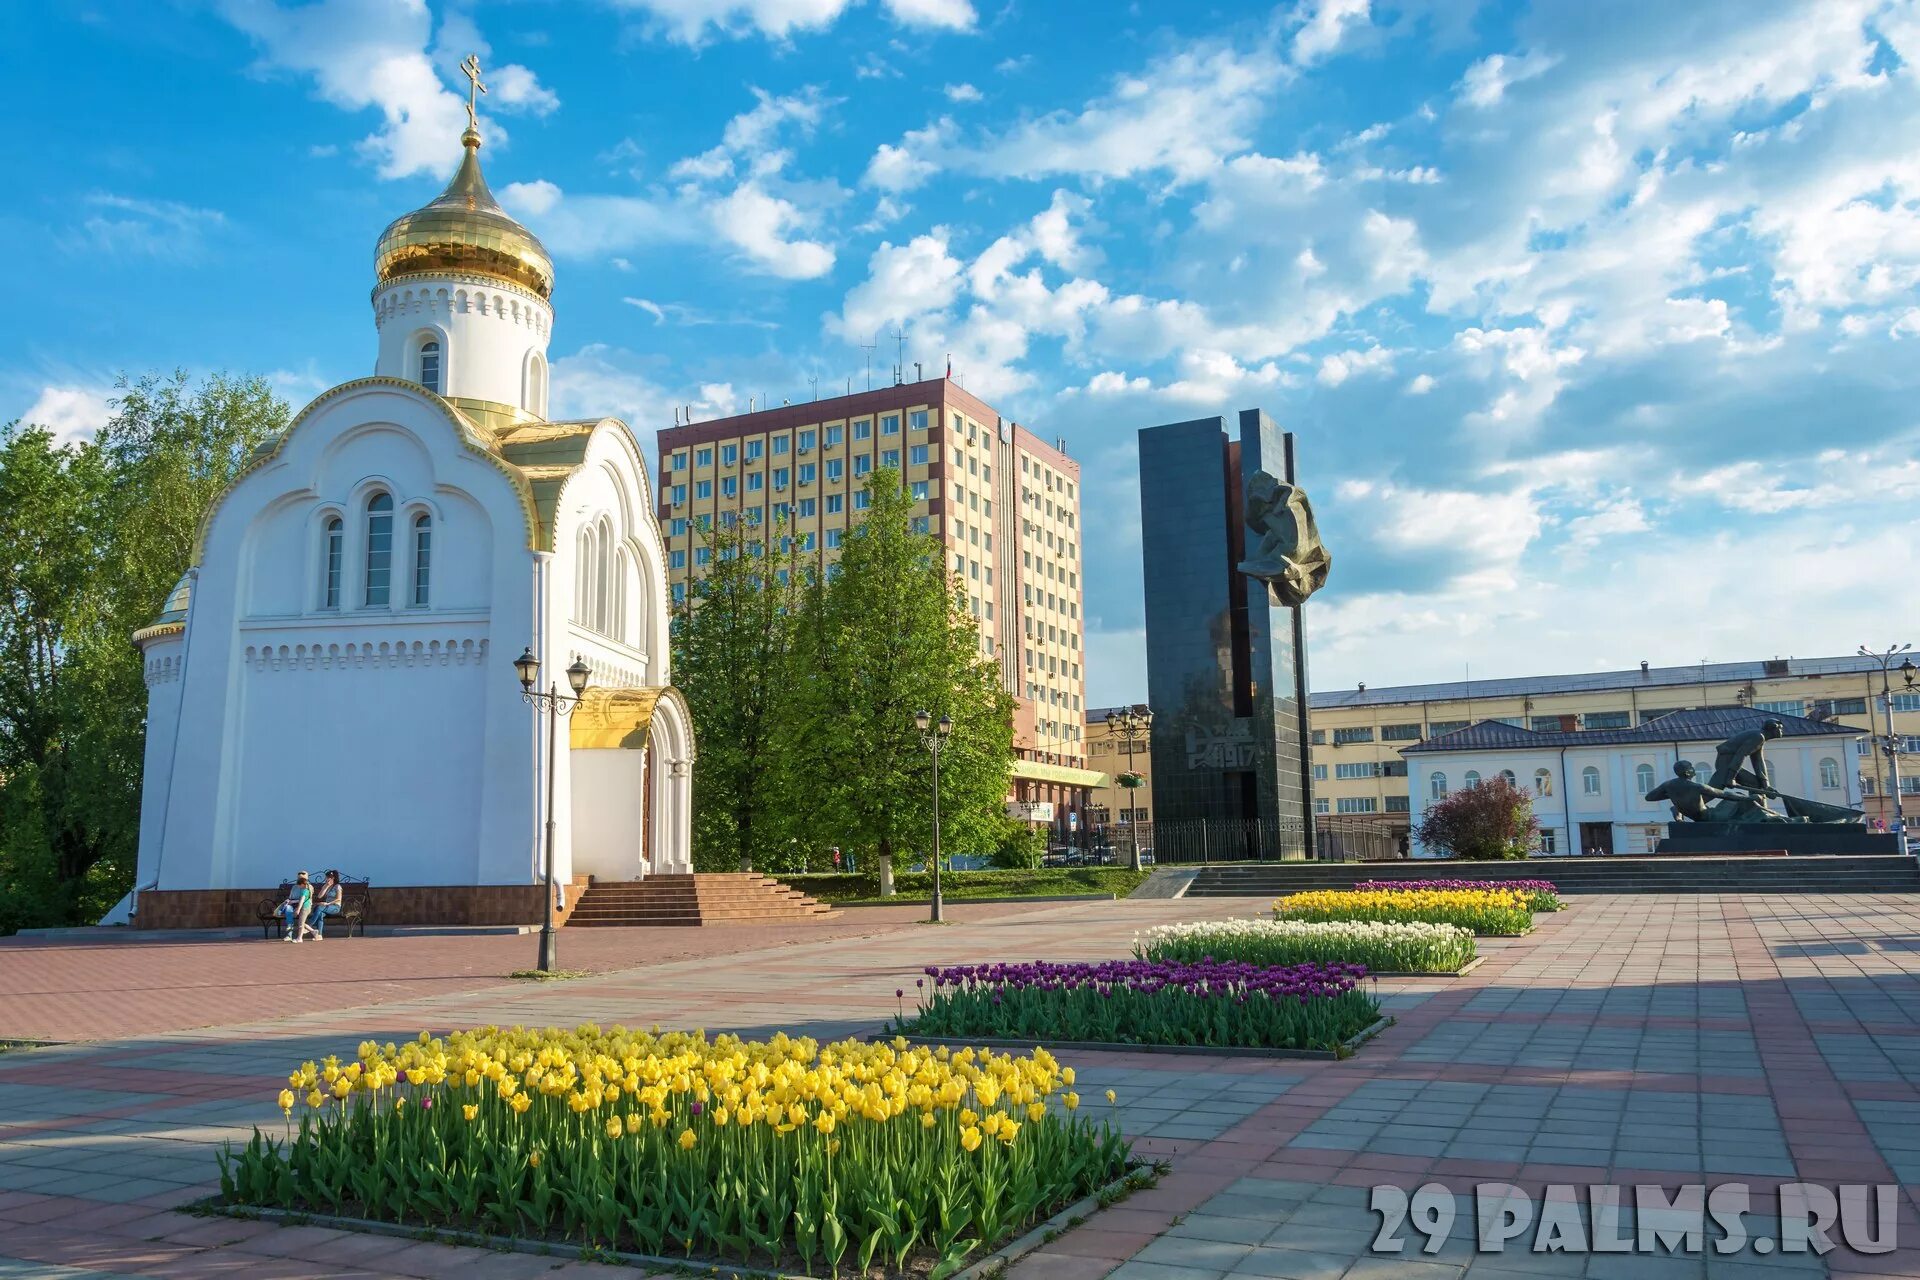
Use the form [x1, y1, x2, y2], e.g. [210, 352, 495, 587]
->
[134, 878, 593, 931]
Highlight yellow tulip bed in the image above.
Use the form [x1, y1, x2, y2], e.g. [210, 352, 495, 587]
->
[220, 1025, 1133, 1277]
[1272, 887, 1535, 935]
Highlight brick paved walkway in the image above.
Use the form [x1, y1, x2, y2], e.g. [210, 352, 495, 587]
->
[4, 893, 1920, 1277]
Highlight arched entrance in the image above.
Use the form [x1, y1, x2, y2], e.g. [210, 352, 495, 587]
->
[568, 686, 695, 880]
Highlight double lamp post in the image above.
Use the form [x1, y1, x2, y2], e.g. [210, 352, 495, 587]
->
[515, 647, 591, 974]
[916, 710, 953, 923]
[1859, 643, 1917, 846]
[1105, 703, 1153, 871]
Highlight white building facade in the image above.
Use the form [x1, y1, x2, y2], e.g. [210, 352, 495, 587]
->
[1405, 708, 1861, 856]
[123, 121, 692, 923]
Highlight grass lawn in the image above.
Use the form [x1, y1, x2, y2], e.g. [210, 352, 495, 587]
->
[786, 867, 1153, 903]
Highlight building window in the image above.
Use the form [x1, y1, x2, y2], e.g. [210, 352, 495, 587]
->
[1534, 768, 1553, 796]
[1312, 764, 1328, 781]
[669, 518, 687, 537]
[910, 481, 929, 500]
[1538, 828, 1557, 854]
[799, 430, 816, 451]
[745, 439, 763, 461]
[825, 528, 842, 548]
[1335, 762, 1378, 779]
[1529, 716, 1564, 731]
[721, 477, 737, 498]
[772, 436, 790, 455]
[1428, 720, 1468, 737]
[418, 341, 442, 394]
[1582, 766, 1601, 796]
[671, 452, 687, 471]
[882, 449, 900, 468]
[855, 491, 871, 510]
[1336, 797, 1378, 814]
[1635, 763, 1656, 795]
[721, 445, 737, 466]
[362, 493, 395, 606]
[670, 549, 686, 569]
[909, 445, 929, 466]
[695, 480, 712, 500]
[672, 484, 687, 505]
[825, 425, 843, 446]
[909, 410, 928, 431]
[321, 516, 343, 608]
[1429, 772, 1448, 801]
[1311, 729, 1326, 745]
[798, 498, 817, 518]
[1894, 694, 1920, 714]
[826, 459, 844, 481]
[1314, 798, 1330, 815]
[747, 472, 764, 492]
[1386, 795, 1411, 813]
[1813, 697, 1868, 717]
[1465, 770, 1481, 788]
[854, 455, 872, 477]
[1333, 727, 1374, 744]
[523, 352, 546, 414]
[411, 512, 432, 606]
[798, 464, 816, 485]
[1755, 700, 1805, 716]
[826, 494, 843, 513]
[1585, 711, 1631, 730]
[1500, 769, 1517, 787]
[1819, 757, 1842, 789]
[697, 447, 713, 467]
[773, 468, 789, 489]
[854, 419, 872, 440]
[882, 414, 900, 435]
[1381, 723, 1422, 741]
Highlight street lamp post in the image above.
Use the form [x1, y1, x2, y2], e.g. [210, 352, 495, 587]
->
[916, 710, 953, 923]
[1107, 704, 1153, 871]
[1859, 644, 1917, 849]
[516, 648, 592, 973]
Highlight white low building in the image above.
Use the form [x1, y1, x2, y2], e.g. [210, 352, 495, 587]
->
[1404, 707, 1861, 856]
[121, 114, 693, 927]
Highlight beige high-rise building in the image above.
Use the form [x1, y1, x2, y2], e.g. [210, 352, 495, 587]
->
[656, 377, 1102, 843]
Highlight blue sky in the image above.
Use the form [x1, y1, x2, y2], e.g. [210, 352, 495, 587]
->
[6, 0, 1918, 705]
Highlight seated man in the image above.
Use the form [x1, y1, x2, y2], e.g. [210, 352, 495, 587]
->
[278, 871, 313, 942]
[1645, 760, 1785, 824]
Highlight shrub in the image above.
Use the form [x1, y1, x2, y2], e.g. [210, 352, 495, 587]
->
[219, 1026, 1129, 1275]
[1414, 777, 1540, 860]
[896, 960, 1380, 1051]
[1135, 919, 1476, 974]
[1273, 888, 1535, 936]
[1356, 878, 1564, 912]
[990, 818, 1047, 870]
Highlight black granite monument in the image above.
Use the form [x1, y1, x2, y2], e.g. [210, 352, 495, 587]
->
[1139, 410, 1327, 859]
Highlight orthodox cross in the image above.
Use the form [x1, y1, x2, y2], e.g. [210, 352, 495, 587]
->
[460, 54, 487, 133]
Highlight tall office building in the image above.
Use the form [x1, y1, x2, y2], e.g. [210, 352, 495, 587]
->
[656, 377, 1100, 836]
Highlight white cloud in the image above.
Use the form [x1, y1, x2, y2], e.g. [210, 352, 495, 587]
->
[625, 297, 668, 323]
[1457, 50, 1559, 108]
[944, 82, 982, 103]
[549, 343, 740, 427]
[499, 182, 685, 256]
[1563, 496, 1650, 549]
[710, 184, 835, 279]
[1291, 0, 1369, 67]
[883, 0, 975, 30]
[864, 120, 955, 192]
[19, 385, 114, 446]
[835, 233, 965, 338]
[1405, 373, 1435, 394]
[606, 0, 854, 44]
[1336, 477, 1543, 589]
[216, 0, 555, 180]
[68, 195, 225, 259]
[1316, 345, 1394, 386]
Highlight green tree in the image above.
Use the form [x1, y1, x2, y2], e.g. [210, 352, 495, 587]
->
[0, 372, 287, 933]
[1413, 776, 1540, 860]
[671, 511, 813, 874]
[796, 470, 1015, 884]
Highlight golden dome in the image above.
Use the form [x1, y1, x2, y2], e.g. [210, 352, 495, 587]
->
[374, 129, 554, 300]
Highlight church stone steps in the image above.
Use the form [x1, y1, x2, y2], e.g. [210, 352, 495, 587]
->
[565, 873, 838, 927]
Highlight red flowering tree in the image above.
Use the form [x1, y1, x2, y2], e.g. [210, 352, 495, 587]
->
[1414, 776, 1540, 860]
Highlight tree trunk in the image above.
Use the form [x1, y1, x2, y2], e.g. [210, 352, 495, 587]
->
[878, 838, 895, 896]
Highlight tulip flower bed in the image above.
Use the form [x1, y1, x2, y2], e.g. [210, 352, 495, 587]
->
[218, 1026, 1133, 1277]
[1356, 878, 1565, 913]
[1273, 887, 1535, 936]
[1135, 918, 1477, 975]
[896, 960, 1381, 1052]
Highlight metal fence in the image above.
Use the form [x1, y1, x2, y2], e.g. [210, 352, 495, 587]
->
[1050, 816, 1405, 865]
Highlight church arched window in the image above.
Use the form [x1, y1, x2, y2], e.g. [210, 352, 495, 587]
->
[1429, 772, 1448, 801]
[364, 492, 394, 607]
[1500, 769, 1518, 788]
[1635, 763, 1656, 795]
[576, 524, 596, 625]
[612, 547, 630, 643]
[525, 352, 547, 416]
[1534, 768, 1553, 796]
[1464, 770, 1481, 788]
[419, 340, 443, 395]
[594, 517, 615, 635]
[411, 512, 432, 606]
[1820, 757, 1841, 789]
[321, 516, 344, 609]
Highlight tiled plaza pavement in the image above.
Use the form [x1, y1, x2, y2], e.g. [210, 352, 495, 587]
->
[6, 892, 1920, 1277]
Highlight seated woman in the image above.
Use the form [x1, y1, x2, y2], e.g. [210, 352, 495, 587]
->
[278, 872, 313, 942]
[306, 869, 344, 939]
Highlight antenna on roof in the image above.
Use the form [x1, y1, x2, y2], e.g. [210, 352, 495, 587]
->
[915, 361, 923, 381]
[889, 325, 907, 384]
[809, 375, 819, 402]
[861, 340, 876, 391]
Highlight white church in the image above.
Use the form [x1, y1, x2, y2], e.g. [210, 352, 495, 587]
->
[124, 107, 694, 928]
